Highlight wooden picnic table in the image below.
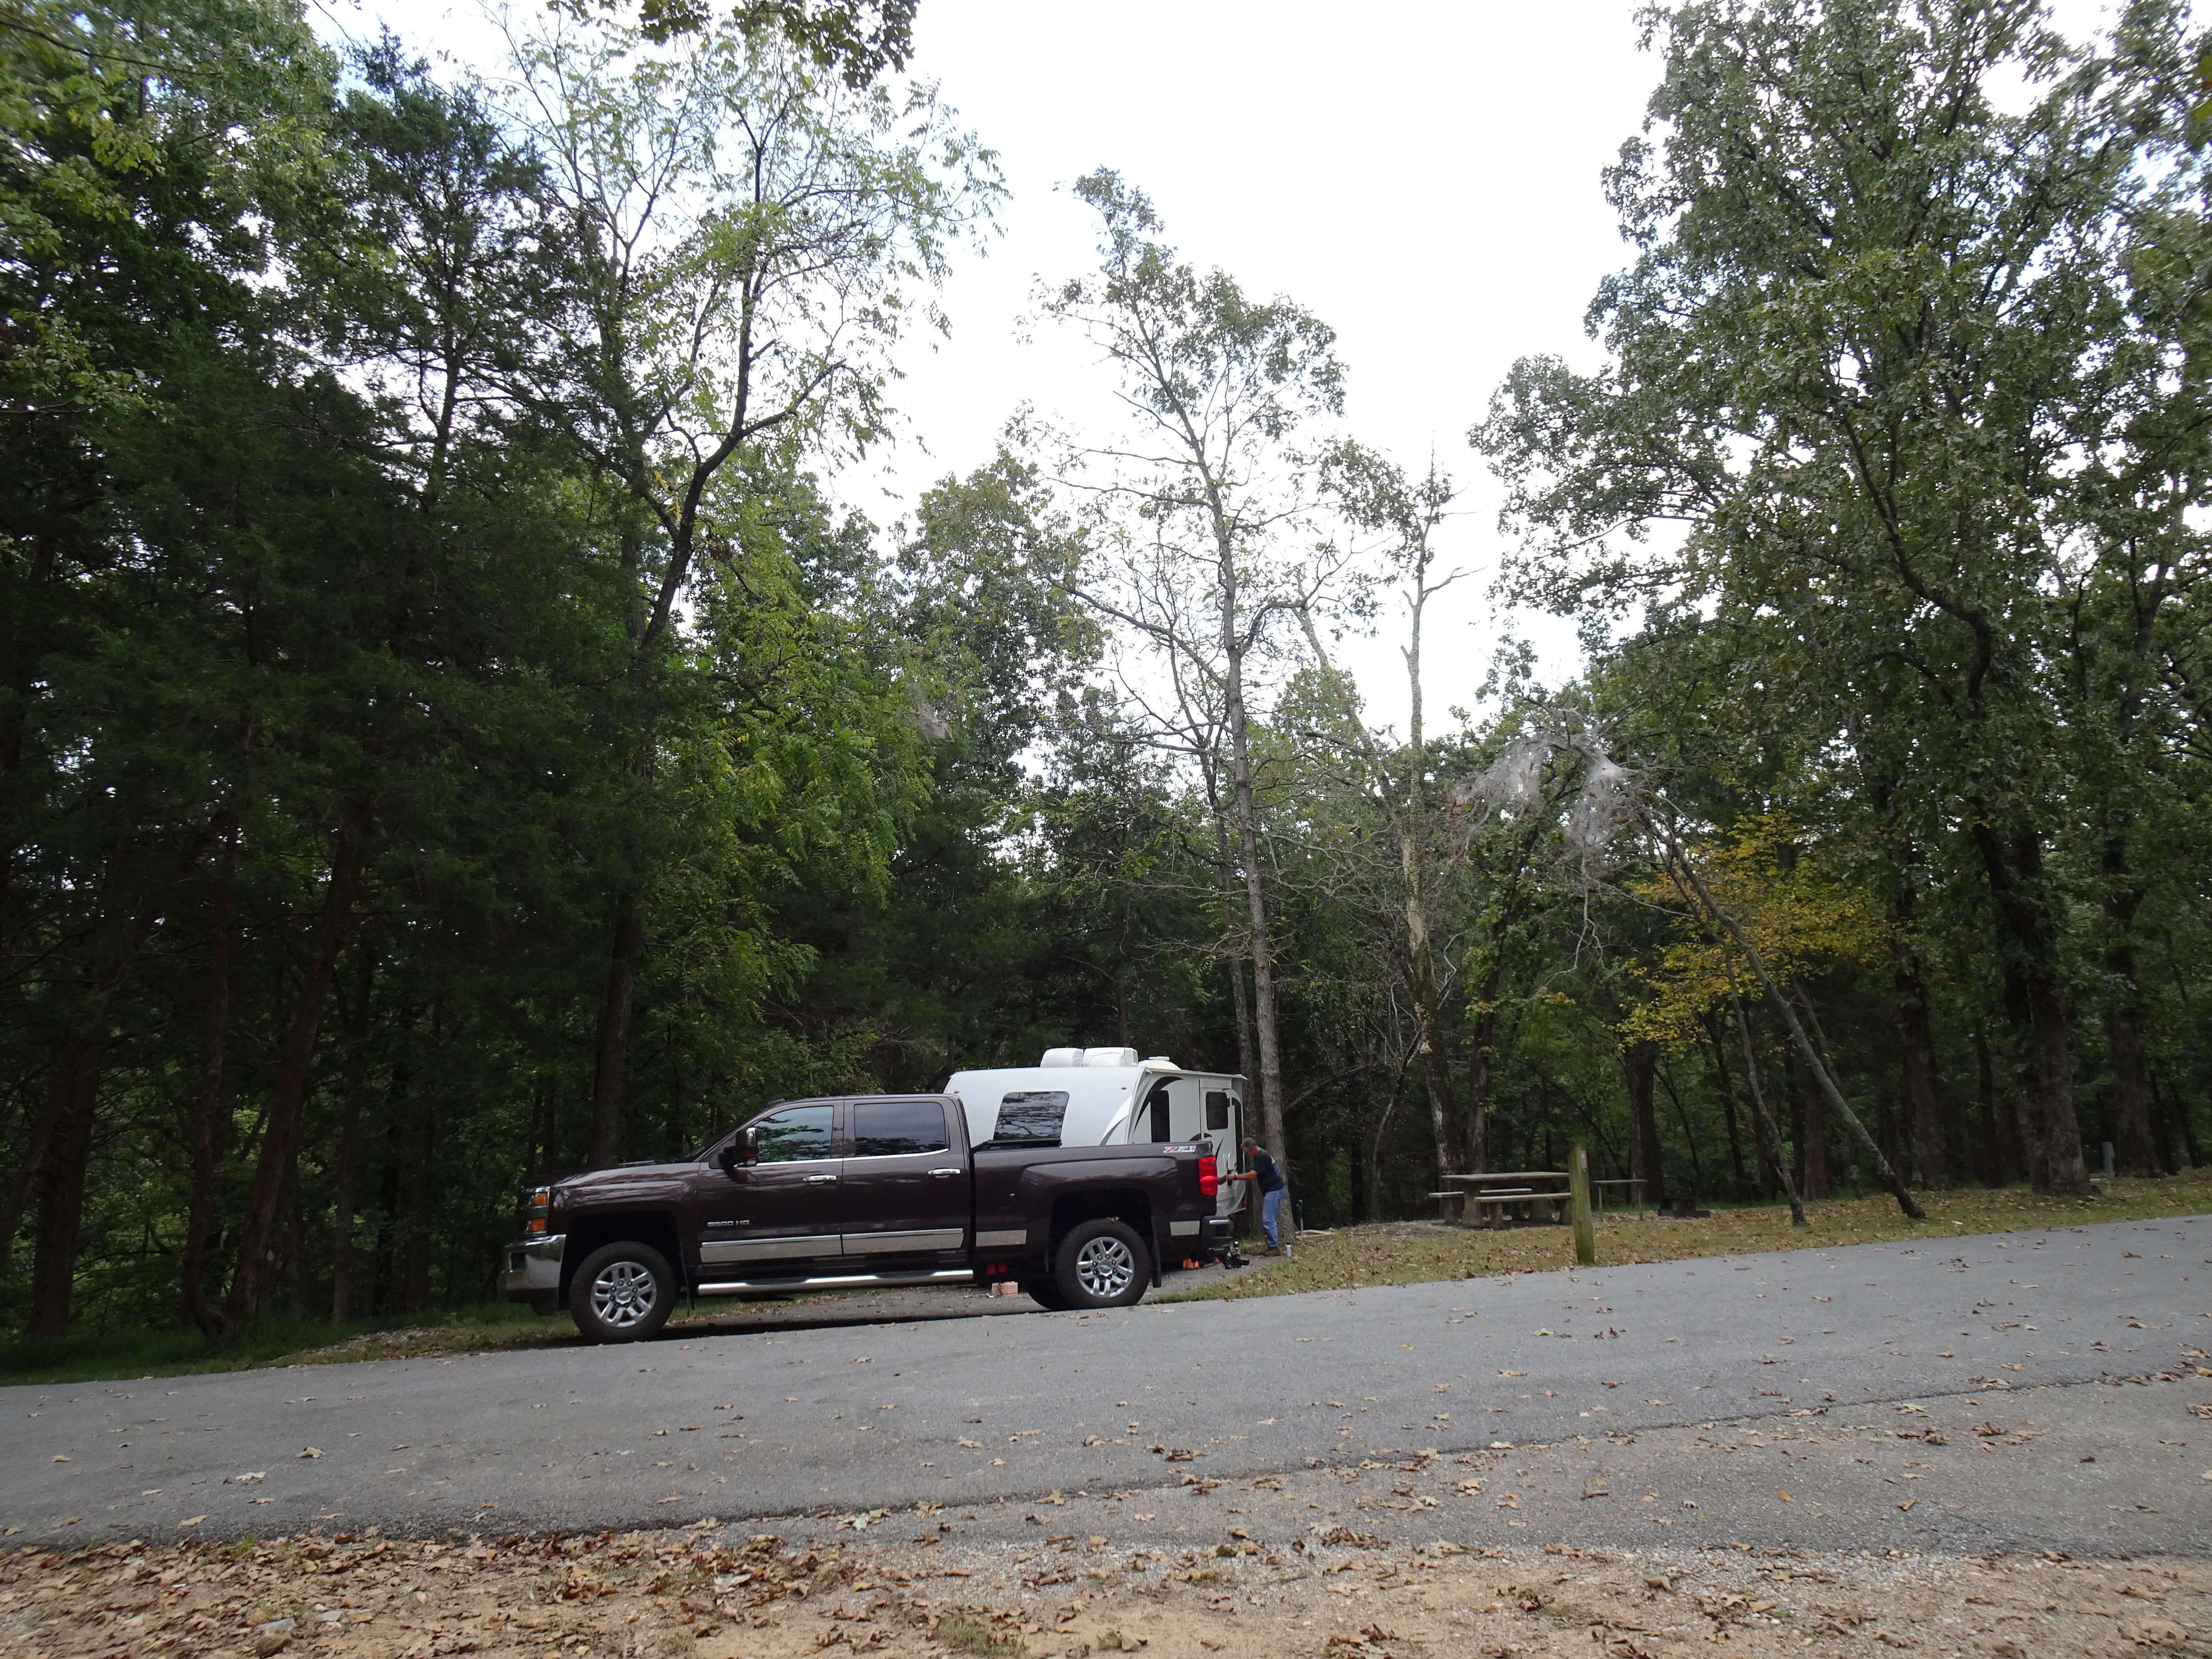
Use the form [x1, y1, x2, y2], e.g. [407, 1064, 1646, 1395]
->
[1439, 1170, 1571, 1228]
[1592, 1177, 1646, 1217]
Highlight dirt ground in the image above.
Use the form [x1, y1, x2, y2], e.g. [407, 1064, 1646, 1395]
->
[3, 1519, 2206, 1659]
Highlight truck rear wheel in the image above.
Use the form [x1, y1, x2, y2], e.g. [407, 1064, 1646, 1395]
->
[570, 1241, 675, 1343]
[1052, 1219, 1149, 1310]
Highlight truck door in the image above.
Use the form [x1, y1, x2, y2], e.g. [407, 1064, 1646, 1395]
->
[696, 1101, 843, 1275]
[839, 1098, 967, 1264]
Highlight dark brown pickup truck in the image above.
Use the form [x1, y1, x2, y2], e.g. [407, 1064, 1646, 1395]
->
[501, 1093, 1234, 1342]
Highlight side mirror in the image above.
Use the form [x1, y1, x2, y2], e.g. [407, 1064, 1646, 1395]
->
[717, 1129, 758, 1176]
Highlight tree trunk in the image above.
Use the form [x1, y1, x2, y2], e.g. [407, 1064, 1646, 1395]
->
[281, 1150, 308, 1318]
[2096, 853, 2157, 1176]
[2091, 577, 2161, 1176]
[1205, 782, 1257, 1090]
[1226, 949, 1255, 1086]
[1361, 1076, 1400, 1223]
[1875, 789, 1955, 1188]
[1700, 1011, 1751, 1196]
[2104, 1001, 2156, 1175]
[1787, 1042, 1830, 1200]
[1465, 998, 1496, 1175]
[372, 1087, 404, 1316]
[1623, 1040, 1669, 1214]
[1799, 981, 1932, 1215]
[0, 1060, 67, 1289]
[1378, 582, 1452, 1184]
[408, 1069, 438, 1311]
[182, 822, 239, 1340]
[219, 833, 358, 1340]
[1729, 993, 1804, 1224]
[1295, 623, 1453, 1182]
[1664, 841, 1924, 1218]
[1970, 817, 2091, 1195]
[1457, 824, 1544, 1178]
[589, 900, 645, 1169]
[2150, 1067, 2198, 1170]
[1405, 890, 1455, 1185]
[1222, 645, 1288, 1170]
[26, 1044, 98, 1336]
[330, 947, 373, 1323]
[1895, 963, 1952, 1188]
[1974, 1031, 2009, 1186]
[0, 530, 57, 940]
[1658, 1059, 1704, 1204]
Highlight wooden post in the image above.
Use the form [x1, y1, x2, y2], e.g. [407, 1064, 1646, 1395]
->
[1571, 1143, 1596, 1266]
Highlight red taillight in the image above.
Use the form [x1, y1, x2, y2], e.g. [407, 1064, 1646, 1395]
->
[1198, 1155, 1218, 1197]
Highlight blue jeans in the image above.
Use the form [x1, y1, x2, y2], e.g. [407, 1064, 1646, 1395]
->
[1260, 1187, 1286, 1249]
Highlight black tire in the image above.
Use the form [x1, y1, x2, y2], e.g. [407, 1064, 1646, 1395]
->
[1021, 1279, 1069, 1311]
[569, 1240, 675, 1343]
[1051, 1219, 1149, 1310]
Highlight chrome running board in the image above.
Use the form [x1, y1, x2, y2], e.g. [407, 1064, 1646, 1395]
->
[696, 1268, 975, 1295]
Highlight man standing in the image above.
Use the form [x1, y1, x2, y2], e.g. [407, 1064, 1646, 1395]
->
[1229, 1138, 1289, 1255]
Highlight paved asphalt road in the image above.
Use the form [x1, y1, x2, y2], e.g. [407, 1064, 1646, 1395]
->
[5, 1215, 2207, 1557]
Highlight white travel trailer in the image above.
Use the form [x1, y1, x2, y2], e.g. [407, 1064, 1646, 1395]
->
[944, 1048, 1251, 1223]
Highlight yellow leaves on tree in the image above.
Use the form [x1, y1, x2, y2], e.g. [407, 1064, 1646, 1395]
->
[1622, 814, 1885, 1050]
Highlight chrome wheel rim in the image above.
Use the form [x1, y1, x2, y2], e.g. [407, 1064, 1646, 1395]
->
[591, 1260, 657, 1327]
[1074, 1236, 1136, 1299]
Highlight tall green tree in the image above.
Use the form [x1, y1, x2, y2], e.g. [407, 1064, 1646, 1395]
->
[497, 9, 998, 1163]
[1475, 0, 2188, 1195]
[1042, 169, 1345, 1171]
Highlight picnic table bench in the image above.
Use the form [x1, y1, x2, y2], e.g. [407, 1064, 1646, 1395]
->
[1440, 1170, 1571, 1228]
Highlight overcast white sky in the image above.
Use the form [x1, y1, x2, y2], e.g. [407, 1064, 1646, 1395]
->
[310, 0, 2126, 735]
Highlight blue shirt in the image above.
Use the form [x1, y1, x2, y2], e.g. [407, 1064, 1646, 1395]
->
[1248, 1149, 1285, 1193]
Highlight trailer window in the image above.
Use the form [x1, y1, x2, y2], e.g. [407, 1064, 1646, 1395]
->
[1205, 1090, 1230, 1131]
[993, 1090, 1068, 1145]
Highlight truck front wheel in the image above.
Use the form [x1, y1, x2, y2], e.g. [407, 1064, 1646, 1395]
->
[1052, 1219, 1149, 1310]
[570, 1241, 675, 1343]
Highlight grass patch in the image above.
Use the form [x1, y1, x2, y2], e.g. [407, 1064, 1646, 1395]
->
[1166, 1168, 2212, 1302]
[0, 1299, 558, 1388]
[0, 1279, 917, 1387]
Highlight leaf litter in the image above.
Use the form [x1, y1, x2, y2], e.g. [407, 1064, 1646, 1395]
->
[2, 1523, 2208, 1658]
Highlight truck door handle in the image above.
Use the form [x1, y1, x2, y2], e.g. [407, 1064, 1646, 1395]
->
[928, 1168, 960, 1178]
[802, 1173, 837, 1185]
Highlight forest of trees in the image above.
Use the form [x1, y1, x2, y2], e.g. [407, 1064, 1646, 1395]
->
[4, 0, 2209, 1344]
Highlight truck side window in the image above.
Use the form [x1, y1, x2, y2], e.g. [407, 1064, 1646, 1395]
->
[751, 1105, 834, 1163]
[993, 1090, 1068, 1144]
[1205, 1090, 1229, 1131]
[851, 1100, 950, 1158]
